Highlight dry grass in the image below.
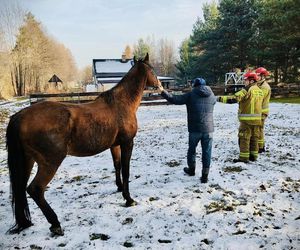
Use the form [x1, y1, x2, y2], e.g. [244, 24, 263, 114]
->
[0, 109, 10, 145]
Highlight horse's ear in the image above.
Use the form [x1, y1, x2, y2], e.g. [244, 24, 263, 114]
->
[144, 53, 149, 63]
[133, 56, 137, 64]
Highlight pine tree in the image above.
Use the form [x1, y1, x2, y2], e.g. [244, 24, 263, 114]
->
[254, 0, 300, 83]
[176, 38, 192, 84]
[189, 1, 221, 82]
[133, 38, 150, 59]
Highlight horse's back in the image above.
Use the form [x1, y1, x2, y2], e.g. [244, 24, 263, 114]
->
[18, 101, 72, 134]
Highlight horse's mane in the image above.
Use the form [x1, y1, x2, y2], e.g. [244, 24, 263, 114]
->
[96, 89, 115, 104]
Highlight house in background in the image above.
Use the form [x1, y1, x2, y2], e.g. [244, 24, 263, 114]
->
[85, 58, 175, 92]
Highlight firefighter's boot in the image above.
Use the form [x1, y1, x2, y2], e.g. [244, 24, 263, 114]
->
[249, 155, 257, 161]
[233, 158, 249, 163]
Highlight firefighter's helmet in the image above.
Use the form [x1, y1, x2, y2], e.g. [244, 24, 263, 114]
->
[255, 67, 270, 76]
[244, 72, 258, 81]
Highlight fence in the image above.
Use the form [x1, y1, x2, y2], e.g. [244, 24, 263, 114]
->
[29, 83, 300, 105]
[29, 91, 171, 106]
[270, 83, 300, 98]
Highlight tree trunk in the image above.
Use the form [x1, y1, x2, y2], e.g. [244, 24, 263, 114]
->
[10, 70, 17, 96]
[274, 65, 278, 84]
[14, 63, 21, 96]
[18, 62, 22, 96]
[23, 64, 26, 95]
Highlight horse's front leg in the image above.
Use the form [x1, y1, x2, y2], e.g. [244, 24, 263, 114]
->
[110, 146, 123, 192]
[121, 140, 137, 207]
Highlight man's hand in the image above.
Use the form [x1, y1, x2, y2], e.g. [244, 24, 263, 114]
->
[157, 85, 164, 93]
[157, 80, 164, 93]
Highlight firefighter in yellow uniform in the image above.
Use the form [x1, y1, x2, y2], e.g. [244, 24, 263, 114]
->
[255, 67, 271, 153]
[217, 72, 264, 163]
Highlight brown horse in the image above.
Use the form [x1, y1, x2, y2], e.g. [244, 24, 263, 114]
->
[6, 53, 161, 236]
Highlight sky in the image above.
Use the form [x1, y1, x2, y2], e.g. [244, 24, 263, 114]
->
[17, 0, 210, 68]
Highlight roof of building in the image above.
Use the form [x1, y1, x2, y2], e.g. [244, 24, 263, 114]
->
[48, 74, 62, 83]
[92, 58, 175, 83]
[93, 59, 133, 78]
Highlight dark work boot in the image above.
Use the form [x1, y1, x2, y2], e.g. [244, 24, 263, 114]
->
[201, 168, 209, 183]
[200, 174, 208, 183]
[183, 167, 195, 176]
[233, 158, 249, 163]
[258, 147, 265, 153]
[249, 155, 257, 162]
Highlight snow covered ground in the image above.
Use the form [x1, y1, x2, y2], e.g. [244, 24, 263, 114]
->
[0, 99, 299, 249]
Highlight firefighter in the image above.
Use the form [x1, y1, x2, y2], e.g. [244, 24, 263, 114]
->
[255, 67, 271, 153]
[217, 72, 264, 163]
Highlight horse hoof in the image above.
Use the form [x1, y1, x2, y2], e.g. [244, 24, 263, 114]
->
[7, 222, 33, 234]
[50, 226, 64, 236]
[125, 200, 137, 207]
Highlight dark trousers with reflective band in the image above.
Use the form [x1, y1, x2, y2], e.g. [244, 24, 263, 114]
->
[238, 122, 260, 161]
[187, 132, 213, 175]
[258, 115, 267, 149]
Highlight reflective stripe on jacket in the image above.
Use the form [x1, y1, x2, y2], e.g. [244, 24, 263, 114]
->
[258, 80, 271, 115]
[218, 85, 263, 125]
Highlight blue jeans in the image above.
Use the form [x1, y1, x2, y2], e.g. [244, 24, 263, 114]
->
[187, 132, 213, 175]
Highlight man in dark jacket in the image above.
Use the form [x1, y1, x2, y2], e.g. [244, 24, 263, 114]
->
[158, 78, 216, 183]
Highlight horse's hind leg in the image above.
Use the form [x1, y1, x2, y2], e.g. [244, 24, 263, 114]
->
[110, 146, 122, 192]
[27, 162, 64, 236]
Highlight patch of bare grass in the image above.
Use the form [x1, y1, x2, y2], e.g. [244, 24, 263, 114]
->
[223, 166, 244, 173]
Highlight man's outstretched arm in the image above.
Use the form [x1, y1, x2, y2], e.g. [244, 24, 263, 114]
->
[157, 83, 189, 105]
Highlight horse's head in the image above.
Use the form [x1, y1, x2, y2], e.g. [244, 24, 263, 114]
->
[134, 53, 162, 89]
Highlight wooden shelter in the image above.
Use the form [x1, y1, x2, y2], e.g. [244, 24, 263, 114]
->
[48, 74, 62, 87]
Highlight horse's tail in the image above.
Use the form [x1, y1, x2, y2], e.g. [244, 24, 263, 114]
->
[6, 113, 32, 233]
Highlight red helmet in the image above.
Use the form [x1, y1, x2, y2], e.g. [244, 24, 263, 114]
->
[255, 67, 269, 76]
[244, 72, 258, 81]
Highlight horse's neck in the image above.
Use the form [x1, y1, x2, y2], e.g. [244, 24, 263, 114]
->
[115, 65, 146, 111]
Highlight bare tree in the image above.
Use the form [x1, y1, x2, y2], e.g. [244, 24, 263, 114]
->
[123, 45, 133, 59]
[157, 38, 176, 76]
[11, 12, 47, 95]
[0, 47, 12, 98]
[48, 40, 77, 91]
[0, 0, 25, 50]
[132, 36, 176, 76]
[10, 12, 78, 95]
[79, 65, 93, 86]
[0, 2, 77, 97]
[0, 0, 25, 97]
